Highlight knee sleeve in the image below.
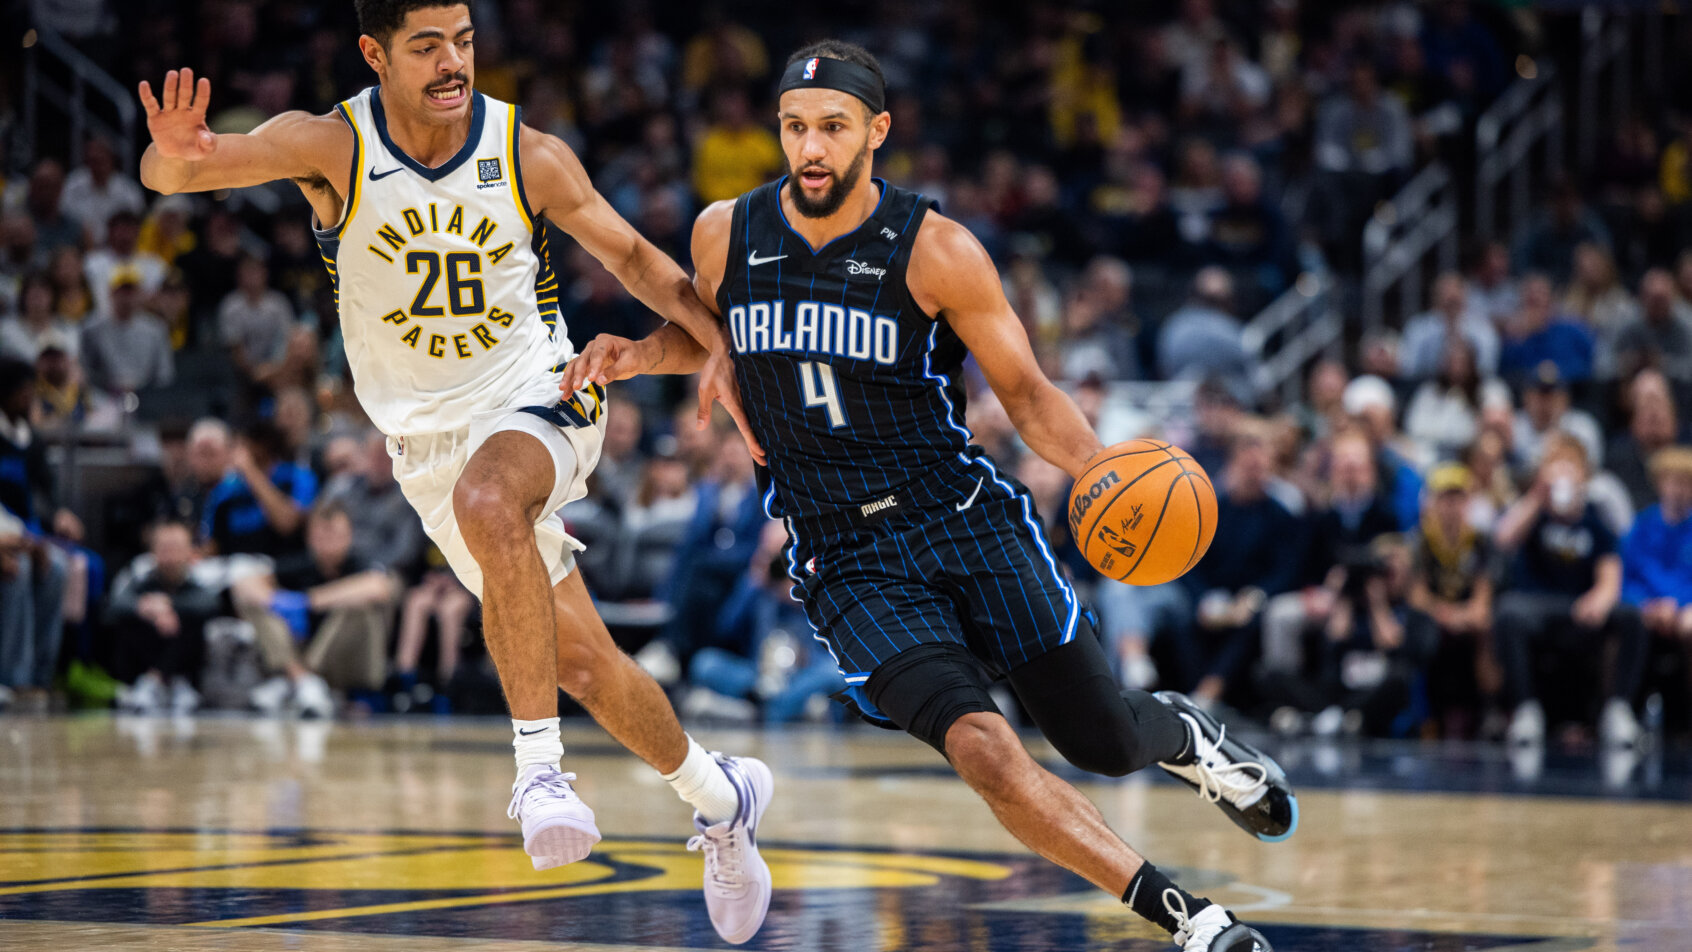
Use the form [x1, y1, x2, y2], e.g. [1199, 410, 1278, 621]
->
[864, 643, 1000, 755]
[1008, 625, 1187, 777]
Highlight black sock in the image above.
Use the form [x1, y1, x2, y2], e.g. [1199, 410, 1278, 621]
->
[1124, 863, 1212, 936]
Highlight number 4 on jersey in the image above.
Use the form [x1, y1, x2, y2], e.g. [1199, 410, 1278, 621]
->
[799, 361, 846, 428]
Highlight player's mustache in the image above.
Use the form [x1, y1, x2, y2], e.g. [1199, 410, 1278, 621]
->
[428, 73, 469, 91]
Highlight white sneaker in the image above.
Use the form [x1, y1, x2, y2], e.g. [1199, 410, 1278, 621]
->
[118, 672, 167, 714]
[1155, 693, 1298, 842]
[249, 676, 292, 715]
[1599, 698, 1640, 749]
[1507, 700, 1545, 747]
[688, 754, 773, 944]
[507, 766, 601, 871]
[291, 673, 334, 719]
[169, 677, 201, 716]
[1167, 893, 1273, 951]
[0, 685, 12, 712]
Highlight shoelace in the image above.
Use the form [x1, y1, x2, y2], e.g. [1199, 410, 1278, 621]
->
[1188, 724, 1268, 805]
[506, 770, 579, 820]
[687, 824, 747, 896]
[1164, 889, 1226, 949]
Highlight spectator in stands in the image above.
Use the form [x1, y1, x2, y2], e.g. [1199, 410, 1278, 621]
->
[1401, 272, 1500, 380]
[0, 362, 71, 711]
[1467, 240, 1520, 325]
[1464, 426, 1516, 532]
[1493, 449, 1646, 748]
[1295, 359, 1350, 443]
[1342, 374, 1426, 528]
[47, 247, 94, 324]
[683, 520, 845, 724]
[593, 400, 646, 512]
[201, 418, 317, 557]
[59, 138, 146, 246]
[233, 500, 399, 717]
[1611, 268, 1692, 385]
[161, 419, 234, 529]
[1408, 464, 1500, 737]
[135, 194, 196, 269]
[107, 519, 219, 715]
[1182, 420, 1303, 705]
[1009, 166, 1096, 270]
[176, 210, 244, 331]
[33, 336, 119, 432]
[219, 254, 299, 407]
[80, 270, 175, 394]
[0, 213, 41, 297]
[1421, 0, 1508, 103]
[690, 87, 784, 206]
[0, 272, 78, 362]
[1315, 59, 1413, 179]
[1003, 249, 1063, 363]
[1178, 38, 1271, 137]
[1511, 177, 1614, 285]
[1201, 153, 1294, 300]
[656, 431, 764, 670]
[322, 430, 424, 576]
[13, 160, 81, 256]
[1499, 274, 1595, 386]
[1261, 428, 1400, 685]
[1622, 446, 1692, 648]
[1404, 337, 1511, 461]
[1563, 243, 1638, 375]
[1511, 362, 1603, 480]
[391, 560, 474, 710]
[1056, 257, 1140, 382]
[1609, 370, 1686, 509]
[1157, 266, 1249, 382]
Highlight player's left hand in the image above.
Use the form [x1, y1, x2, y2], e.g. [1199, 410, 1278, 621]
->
[699, 348, 768, 467]
[561, 334, 646, 391]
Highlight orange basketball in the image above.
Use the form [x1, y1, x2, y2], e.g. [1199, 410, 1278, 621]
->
[1067, 439, 1218, 586]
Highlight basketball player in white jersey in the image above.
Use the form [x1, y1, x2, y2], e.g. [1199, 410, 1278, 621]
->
[136, 2, 772, 942]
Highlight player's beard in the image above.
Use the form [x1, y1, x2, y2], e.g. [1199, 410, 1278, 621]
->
[790, 137, 870, 219]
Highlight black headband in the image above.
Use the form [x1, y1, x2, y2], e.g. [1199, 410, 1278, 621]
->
[777, 56, 885, 114]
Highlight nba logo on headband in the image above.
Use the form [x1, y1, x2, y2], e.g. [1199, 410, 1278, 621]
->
[803, 57, 819, 80]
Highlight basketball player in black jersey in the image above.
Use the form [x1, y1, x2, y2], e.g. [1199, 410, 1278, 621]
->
[564, 41, 1292, 952]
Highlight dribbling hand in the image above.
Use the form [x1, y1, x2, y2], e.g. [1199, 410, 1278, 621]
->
[139, 68, 217, 160]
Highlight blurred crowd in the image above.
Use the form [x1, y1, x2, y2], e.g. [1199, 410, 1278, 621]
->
[1, 1, 1690, 753]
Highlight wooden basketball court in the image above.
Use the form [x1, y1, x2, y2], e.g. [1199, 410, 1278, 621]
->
[1, 716, 1688, 950]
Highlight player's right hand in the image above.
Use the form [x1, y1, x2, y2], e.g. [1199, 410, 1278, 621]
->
[139, 69, 217, 160]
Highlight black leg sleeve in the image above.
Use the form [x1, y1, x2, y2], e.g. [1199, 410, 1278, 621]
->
[1007, 625, 1189, 777]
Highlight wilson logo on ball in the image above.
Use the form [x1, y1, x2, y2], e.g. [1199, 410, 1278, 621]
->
[1069, 471, 1121, 528]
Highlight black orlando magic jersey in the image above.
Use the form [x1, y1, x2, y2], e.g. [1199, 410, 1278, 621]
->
[718, 178, 976, 525]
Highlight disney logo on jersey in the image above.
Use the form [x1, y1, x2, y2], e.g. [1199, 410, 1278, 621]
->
[844, 259, 886, 280]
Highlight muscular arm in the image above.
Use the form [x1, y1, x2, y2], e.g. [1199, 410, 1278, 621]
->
[909, 214, 1104, 479]
[137, 70, 350, 201]
[520, 128, 727, 353]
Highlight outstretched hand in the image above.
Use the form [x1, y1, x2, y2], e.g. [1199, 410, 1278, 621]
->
[139, 68, 217, 160]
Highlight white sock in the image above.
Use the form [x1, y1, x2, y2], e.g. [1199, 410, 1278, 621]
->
[512, 717, 563, 777]
[662, 736, 740, 824]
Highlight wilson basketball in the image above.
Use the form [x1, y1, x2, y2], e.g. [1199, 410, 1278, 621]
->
[1067, 439, 1218, 586]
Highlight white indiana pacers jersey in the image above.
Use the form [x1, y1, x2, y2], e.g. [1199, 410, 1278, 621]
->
[315, 87, 568, 435]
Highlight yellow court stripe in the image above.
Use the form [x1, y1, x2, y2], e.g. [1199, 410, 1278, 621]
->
[185, 873, 691, 929]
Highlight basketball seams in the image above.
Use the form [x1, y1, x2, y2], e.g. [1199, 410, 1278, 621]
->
[1077, 457, 1180, 545]
[1115, 467, 1186, 582]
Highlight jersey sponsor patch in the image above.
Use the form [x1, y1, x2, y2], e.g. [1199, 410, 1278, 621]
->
[477, 158, 503, 182]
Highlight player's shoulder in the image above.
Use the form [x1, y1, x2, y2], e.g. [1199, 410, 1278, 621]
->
[908, 210, 993, 283]
[694, 198, 738, 236]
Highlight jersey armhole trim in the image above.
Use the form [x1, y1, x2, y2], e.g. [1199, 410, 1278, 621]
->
[717, 192, 751, 317]
[897, 197, 939, 322]
[509, 105, 537, 231]
[320, 101, 363, 239]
